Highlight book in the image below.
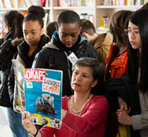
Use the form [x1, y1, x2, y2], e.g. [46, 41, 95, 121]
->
[58, 0, 65, 6]
[41, 0, 46, 7]
[24, 68, 63, 129]
[2, 0, 6, 8]
[5, 0, 12, 8]
[25, 0, 32, 7]
[11, 0, 18, 8]
[19, 0, 27, 8]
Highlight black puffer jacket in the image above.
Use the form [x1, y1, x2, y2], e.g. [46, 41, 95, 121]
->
[105, 75, 140, 137]
[8, 34, 50, 104]
[0, 29, 18, 107]
[32, 32, 99, 96]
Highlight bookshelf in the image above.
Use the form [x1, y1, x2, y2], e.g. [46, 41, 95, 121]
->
[0, 0, 147, 32]
[50, 0, 146, 31]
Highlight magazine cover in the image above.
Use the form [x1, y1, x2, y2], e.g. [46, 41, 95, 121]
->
[24, 68, 63, 129]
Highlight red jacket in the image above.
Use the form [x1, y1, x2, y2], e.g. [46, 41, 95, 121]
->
[40, 95, 108, 137]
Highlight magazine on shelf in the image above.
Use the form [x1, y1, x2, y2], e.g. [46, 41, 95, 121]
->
[24, 68, 63, 129]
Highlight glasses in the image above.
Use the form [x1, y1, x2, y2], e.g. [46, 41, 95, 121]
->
[124, 29, 140, 37]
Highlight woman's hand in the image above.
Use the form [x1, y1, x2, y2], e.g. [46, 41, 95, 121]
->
[118, 97, 131, 113]
[22, 111, 39, 136]
[116, 109, 132, 126]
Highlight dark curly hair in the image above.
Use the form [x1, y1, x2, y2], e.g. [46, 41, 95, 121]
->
[24, 5, 45, 28]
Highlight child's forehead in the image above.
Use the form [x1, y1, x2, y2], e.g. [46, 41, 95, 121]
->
[128, 21, 139, 29]
[58, 22, 79, 27]
[58, 23, 80, 33]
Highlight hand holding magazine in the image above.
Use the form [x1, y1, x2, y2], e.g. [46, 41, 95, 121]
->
[12, 59, 63, 129]
[24, 68, 63, 129]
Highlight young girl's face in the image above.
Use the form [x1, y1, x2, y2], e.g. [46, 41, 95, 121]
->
[127, 21, 141, 50]
[23, 21, 43, 47]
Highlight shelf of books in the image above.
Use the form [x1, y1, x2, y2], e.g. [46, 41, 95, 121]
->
[0, 0, 50, 10]
[0, 0, 51, 31]
[0, 0, 148, 33]
[52, 0, 146, 32]
[95, 0, 147, 32]
[96, 5, 142, 8]
[50, 0, 95, 26]
[56, 0, 94, 7]
[98, 0, 145, 6]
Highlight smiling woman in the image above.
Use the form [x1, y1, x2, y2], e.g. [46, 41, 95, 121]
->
[22, 57, 109, 137]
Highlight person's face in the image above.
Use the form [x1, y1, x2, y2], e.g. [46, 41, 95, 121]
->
[71, 65, 97, 94]
[23, 21, 43, 47]
[1, 23, 9, 38]
[57, 22, 81, 48]
[127, 21, 141, 50]
[3, 23, 9, 33]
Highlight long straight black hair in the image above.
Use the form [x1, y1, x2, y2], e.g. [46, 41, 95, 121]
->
[127, 8, 148, 92]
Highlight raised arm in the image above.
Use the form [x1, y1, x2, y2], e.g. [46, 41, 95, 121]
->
[62, 96, 108, 134]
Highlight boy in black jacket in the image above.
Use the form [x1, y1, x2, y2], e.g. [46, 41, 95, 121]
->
[32, 10, 100, 96]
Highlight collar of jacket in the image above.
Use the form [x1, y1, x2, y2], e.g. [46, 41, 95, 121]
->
[17, 34, 49, 67]
[4, 30, 13, 41]
[93, 32, 113, 49]
[17, 34, 49, 56]
[51, 31, 87, 53]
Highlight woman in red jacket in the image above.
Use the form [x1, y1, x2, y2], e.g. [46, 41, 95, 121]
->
[22, 57, 108, 137]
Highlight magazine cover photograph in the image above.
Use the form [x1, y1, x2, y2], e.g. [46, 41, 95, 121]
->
[24, 68, 63, 129]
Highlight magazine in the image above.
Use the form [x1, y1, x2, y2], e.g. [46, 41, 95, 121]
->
[24, 68, 63, 129]
[12, 59, 25, 113]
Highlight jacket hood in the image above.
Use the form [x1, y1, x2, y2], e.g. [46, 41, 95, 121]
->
[52, 31, 88, 43]
[50, 31, 88, 52]
[43, 41, 59, 50]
